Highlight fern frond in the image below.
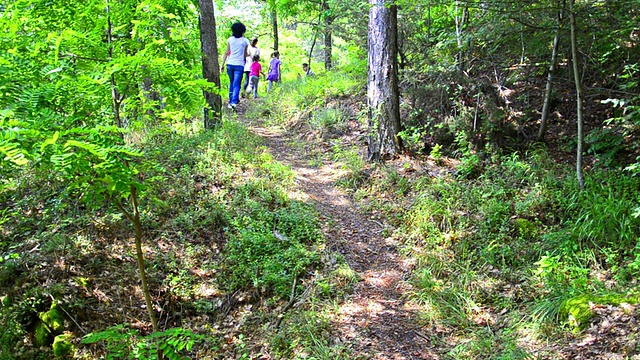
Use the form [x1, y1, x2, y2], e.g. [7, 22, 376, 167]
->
[0, 139, 29, 166]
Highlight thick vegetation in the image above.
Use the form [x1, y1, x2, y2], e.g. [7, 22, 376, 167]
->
[1, 0, 640, 358]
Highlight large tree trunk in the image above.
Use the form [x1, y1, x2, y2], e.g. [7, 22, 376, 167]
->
[538, 5, 564, 142]
[271, 8, 279, 51]
[198, 0, 222, 129]
[367, 0, 401, 161]
[569, 0, 584, 189]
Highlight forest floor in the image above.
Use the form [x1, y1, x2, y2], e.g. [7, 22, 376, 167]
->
[4, 86, 639, 359]
[237, 101, 436, 359]
[232, 97, 640, 360]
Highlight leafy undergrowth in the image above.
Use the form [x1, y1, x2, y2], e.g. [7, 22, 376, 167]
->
[0, 119, 327, 358]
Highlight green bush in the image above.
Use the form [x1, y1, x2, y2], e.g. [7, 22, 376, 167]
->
[222, 201, 322, 298]
[222, 229, 317, 297]
[81, 325, 204, 360]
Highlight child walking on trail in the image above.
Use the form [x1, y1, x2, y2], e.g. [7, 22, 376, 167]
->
[266, 51, 281, 93]
[248, 55, 263, 99]
[243, 37, 260, 96]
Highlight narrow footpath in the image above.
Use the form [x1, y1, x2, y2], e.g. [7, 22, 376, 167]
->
[240, 106, 438, 360]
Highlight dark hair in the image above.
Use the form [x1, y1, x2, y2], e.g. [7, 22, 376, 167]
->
[302, 63, 309, 67]
[251, 38, 259, 46]
[231, 22, 246, 38]
[272, 50, 279, 57]
[253, 54, 260, 61]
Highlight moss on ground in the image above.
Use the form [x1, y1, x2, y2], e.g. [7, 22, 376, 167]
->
[560, 293, 639, 331]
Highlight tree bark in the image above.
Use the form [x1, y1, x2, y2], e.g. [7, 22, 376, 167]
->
[198, 0, 222, 129]
[569, 0, 584, 189]
[142, 75, 160, 118]
[367, 0, 402, 161]
[538, 5, 564, 142]
[324, 27, 332, 70]
[106, 0, 123, 130]
[130, 187, 159, 332]
[322, 0, 332, 70]
[271, 8, 279, 51]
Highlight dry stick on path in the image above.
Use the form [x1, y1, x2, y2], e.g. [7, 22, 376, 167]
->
[241, 112, 435, 359]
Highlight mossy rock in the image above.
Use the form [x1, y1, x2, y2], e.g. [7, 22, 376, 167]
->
[34, 302, 65, 347]
[34, 321, 53, 347]
[514, 218, 537, 239]
[560, 293, 639, 332]
[53, 333, 74, 358]
[39, 302, 64, 334]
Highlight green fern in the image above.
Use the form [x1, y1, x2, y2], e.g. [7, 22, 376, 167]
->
[0, 139, 28, 166]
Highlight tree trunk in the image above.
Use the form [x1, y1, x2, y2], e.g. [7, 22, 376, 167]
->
[367, 0, 402, 161]
[308, 29, 317, 66]
[569, 0, 584, 189]
[538, 5, 564, 142]
[520, 13, 525, 64]
[130, 187, 159, 332]
[107, 0, 157, 331]
[324, 28, 332, 70]
[198, 0, 222, 129]
[271, 8, 279, 51]
[142, 75, 160, 118]
[454, 0, 468, 75]
[322, 0, 332, 70]
[106, 0, 123, 130]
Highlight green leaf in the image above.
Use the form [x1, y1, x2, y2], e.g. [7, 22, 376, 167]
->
[40, 131, 59, 152]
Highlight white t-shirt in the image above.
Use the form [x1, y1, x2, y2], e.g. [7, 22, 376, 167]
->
[226, 36, 249, 66]
[244, 45, 261, 71]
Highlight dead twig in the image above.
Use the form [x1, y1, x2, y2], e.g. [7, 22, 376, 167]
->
[273, 276, 297, 331]
[47, 294, 88, 335]
[220, 290, 240, 319]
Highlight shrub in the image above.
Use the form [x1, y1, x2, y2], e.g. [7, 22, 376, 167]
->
[222, 201, 322, 298]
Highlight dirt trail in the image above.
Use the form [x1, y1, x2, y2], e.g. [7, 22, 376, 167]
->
[242, 110, 437, 359]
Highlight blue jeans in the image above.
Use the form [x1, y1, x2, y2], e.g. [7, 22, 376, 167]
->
[243, 71, 251, 92]
[250, 75, 259, 98]
[226, 64, 244, 105]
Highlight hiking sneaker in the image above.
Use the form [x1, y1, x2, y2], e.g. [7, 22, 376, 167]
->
[227, 103, 233, 109]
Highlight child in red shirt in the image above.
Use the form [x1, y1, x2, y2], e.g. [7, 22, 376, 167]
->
[248, 55, 263, 98]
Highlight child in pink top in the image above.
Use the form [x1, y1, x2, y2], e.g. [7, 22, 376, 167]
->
[248, 55, 263, 98]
